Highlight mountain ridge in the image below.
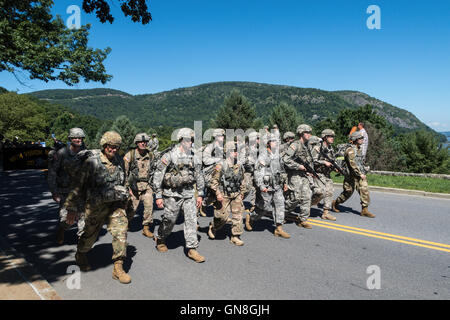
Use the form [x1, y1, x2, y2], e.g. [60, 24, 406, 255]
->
[26, 81, 441, 138]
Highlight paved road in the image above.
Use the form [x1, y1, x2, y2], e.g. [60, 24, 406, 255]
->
[1, 169, 449, 300]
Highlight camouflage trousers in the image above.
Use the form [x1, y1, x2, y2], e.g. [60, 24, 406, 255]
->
[251, 188, 285, 225]
[284, 174, 312, 222]
[309, 176, 326, 207]
[336, 175, 370, 208]
[243, 172, 256, 211]
[77, 201, 128, 261]
[312, 174, 333, 210]
[212, 195, 244, 236]
[58, 193, 85, 237]
[130, 187, 154, 226]
[156, 196, 199, 249]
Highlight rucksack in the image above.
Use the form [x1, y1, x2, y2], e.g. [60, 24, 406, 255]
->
[334, 143, 352, 176]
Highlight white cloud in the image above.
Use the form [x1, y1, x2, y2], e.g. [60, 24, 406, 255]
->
[427, 122, 449, 132]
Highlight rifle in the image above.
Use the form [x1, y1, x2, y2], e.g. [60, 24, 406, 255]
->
[319, 149, 346, 176]
[292, 153, 324, 184]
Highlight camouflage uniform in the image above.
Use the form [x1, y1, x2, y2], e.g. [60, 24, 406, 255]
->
[279, 131, 295, 155]
[124, 147, 154, 225]
[307, 136, 326, 207]
[250, 145, 287, 226]
[47, 144, 85, 236]
[65, 149, 130, 262]
[149, 135, 159, 152]
[209, 158, 246, 237]
[335, 144, 370, 208]
[282, 125, 321, 224]
[202, 135, 224, 207]
[153, 143, 205, 250]
[242, 133, 259, 212]
[311, 139, 335, 211]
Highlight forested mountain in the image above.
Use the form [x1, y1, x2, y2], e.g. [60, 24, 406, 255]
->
[27, 81, 441, 138]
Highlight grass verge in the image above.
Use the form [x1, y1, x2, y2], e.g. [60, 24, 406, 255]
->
[331, 173, 450, 194]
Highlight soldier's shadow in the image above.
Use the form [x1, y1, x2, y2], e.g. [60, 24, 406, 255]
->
[86, 244, 137, 272]
[309, 204, 360, 218]
[333, 205, 361, 216]
[249, 218, 276, 234]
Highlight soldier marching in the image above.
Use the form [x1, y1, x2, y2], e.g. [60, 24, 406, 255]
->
[46, 121, 375, 280]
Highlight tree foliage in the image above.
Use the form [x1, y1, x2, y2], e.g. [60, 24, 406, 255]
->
[268, 102, 304, 136]
[0, 1, 152, 85]
[110, 115, 138, 152]
[398, 130, 449, 173]
[0, 0, 112, 85]
[211, 90, 261, 130]
[82, 0, 152, 24]
[0, 92, 47, 141]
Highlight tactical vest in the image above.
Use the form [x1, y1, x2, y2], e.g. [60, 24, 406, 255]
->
[87, 154, 127, 205]
[220, 162, 244, 195]
[163, 157, 195, 189]
[315, 142, 335, 176]
[343, 144, 365, 177]
[55, 147, 85, 192]
[128, 149, 154, 191]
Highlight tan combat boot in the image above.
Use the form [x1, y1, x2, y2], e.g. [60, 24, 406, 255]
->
[75, 252, 91, 272]
[230, 236, 244, 246]
[274, 225, 291, 239]
[321, 209, 336, 221]
[297, 220, 312, 229]
[112, 260, 131, 284]
[187, 249, 205, 263]
[245, 212, 253, 231]
[156, 238, 168, 252]
[361, 207, 375, 218]
[207, 223, 216, 239]
[198, 205, 207, 217]
[142, 225, 154, 238]
[332, 200, 341, 213]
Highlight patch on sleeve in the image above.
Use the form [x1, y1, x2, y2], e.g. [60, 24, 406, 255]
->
[161, 157, 168, 166]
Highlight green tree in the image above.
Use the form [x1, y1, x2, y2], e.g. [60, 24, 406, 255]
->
[0, 92, 47, 141]
[92, 120, 113, 149]
[365, 123, 403, 171]
[110, 115, 138, 152]
[268, 102, 304, 136]
[211, 90, 261, 130]
[0, 1, 152, 85]
[399, 130, 449, 173]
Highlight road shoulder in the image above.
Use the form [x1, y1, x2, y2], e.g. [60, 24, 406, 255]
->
[0, 235, 61, 300]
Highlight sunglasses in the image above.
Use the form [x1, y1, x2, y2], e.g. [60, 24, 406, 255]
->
[107, 144, 121, 150]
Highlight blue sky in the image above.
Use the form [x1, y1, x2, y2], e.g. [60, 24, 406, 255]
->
[1, 0, 449, 131]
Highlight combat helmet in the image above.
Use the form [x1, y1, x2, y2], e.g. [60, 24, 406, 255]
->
[308, 135, 322, 146]
[350, 131, 364, 142]
[283, 131, 295, 141]
[134, 133, 150, 144]
[296, 124, 312, 135]
[266, 133, 279, 143]
[100, 131, 122, 147]
[212, 128, 225, 138]
[321, 129, 335, 139]
[176, 128, 194, 141]
[68, 128, 86, 139]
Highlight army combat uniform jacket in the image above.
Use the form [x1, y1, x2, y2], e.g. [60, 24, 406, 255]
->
[65, 151, 130, 261]
[153, 144, 205, 249]
[209, 159, 246, 236]
[124, 148, 155, 224]
[250, 148, 287, 225]
[335, 144, 370, 208]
